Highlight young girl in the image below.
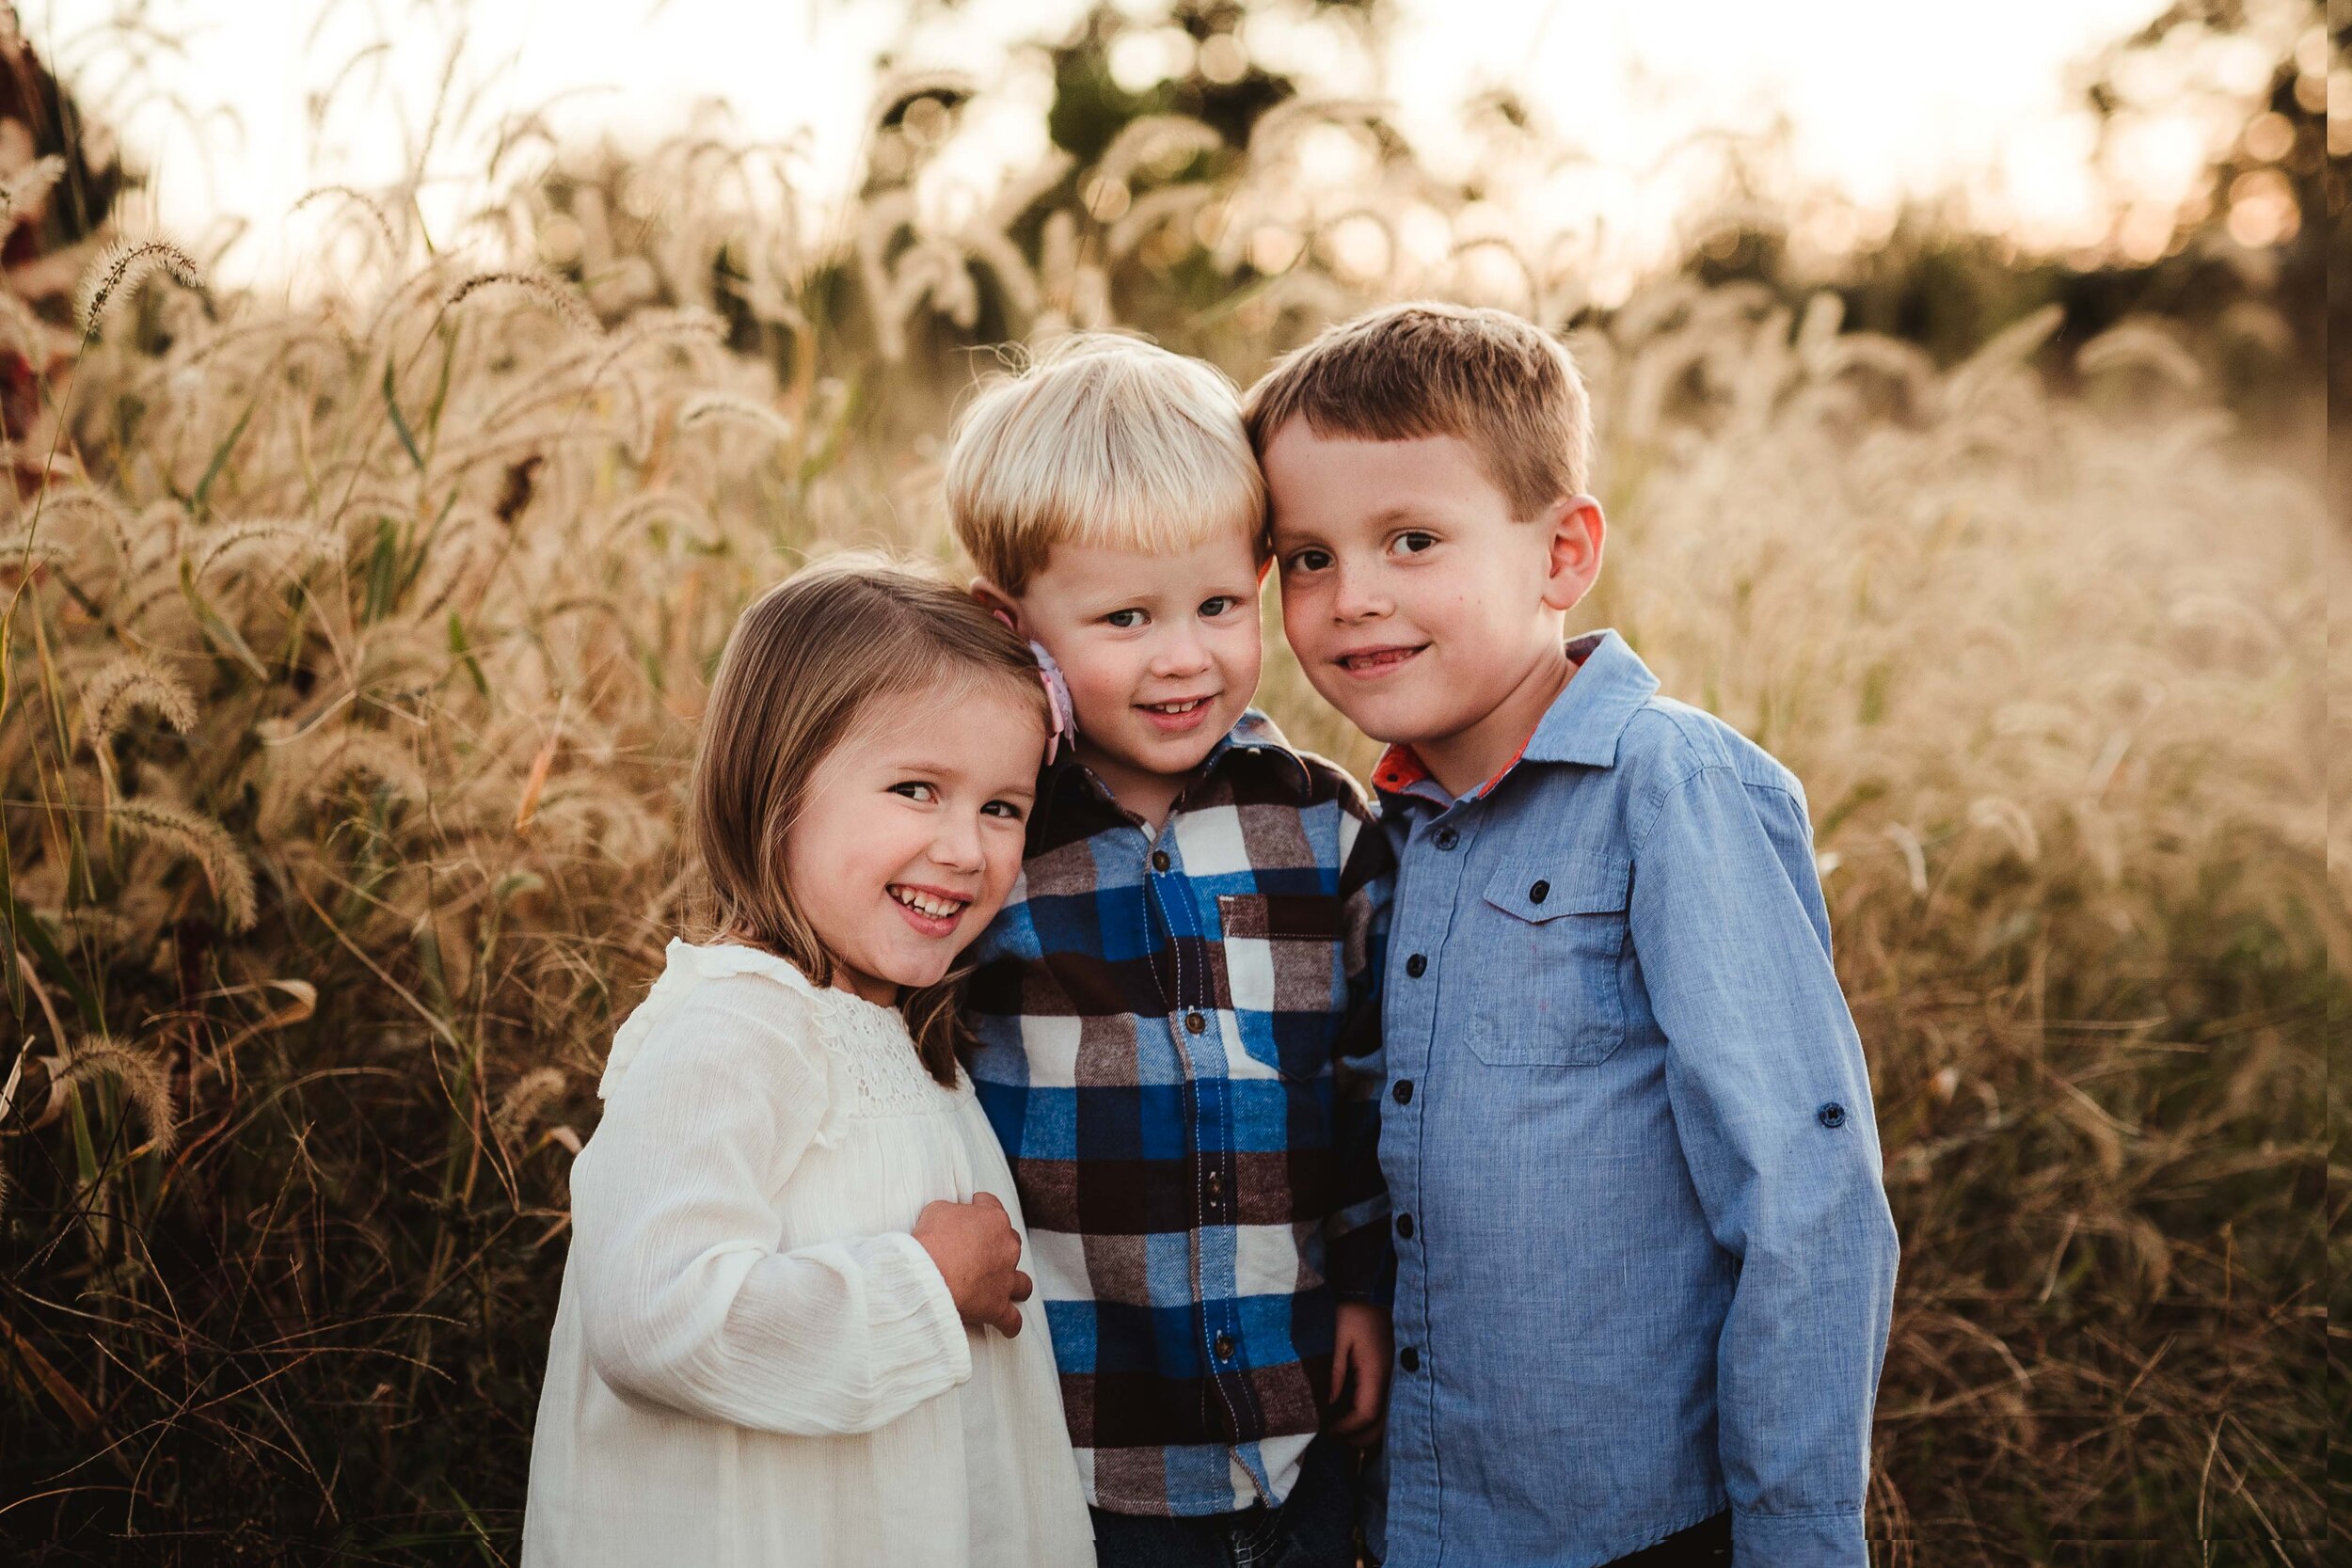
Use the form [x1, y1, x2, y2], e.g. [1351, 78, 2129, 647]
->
[522, 559, 1092, 1567]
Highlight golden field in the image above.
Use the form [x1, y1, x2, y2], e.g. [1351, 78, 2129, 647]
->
[0, 88, 2340, 1563]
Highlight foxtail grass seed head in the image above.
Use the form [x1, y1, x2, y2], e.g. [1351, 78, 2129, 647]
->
[0, 154, 67, 232]
[194, 518, 335, 578]
[81, 656, 199, 742]
[446, 269, 603, 337]
[492, 1066, 567, 1145]
[57, 1037, 178, 1153]
[74, 238, 206, 338]
[1, 530, 73, 571]
[675, 391, 794, 445]
[307, 730, 431, 809]
[110, 799, 258, 932]
[38, 486, 141, 562]
[290, 183, 404, 261]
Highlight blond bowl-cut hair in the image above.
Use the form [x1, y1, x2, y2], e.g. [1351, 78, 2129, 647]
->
[1241, 301, 1594, 518]
[946, 333, 1266, 597]
[686, 553, 1049, 1085]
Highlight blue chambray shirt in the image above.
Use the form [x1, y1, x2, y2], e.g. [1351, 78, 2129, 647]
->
[1369, 631, 1899, 1568]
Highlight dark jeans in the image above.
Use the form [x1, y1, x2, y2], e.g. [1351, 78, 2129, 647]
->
[1091, 1438, 1359, 1568]
[1604, 1511, 1733, 1567]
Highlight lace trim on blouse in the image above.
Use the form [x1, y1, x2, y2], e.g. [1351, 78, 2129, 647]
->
[600, 939, 968, 1132]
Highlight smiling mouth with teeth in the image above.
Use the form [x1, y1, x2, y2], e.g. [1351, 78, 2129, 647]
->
[1140, 698, 1212, 713]
[889, 886, 969, 919]
[1338, 645, 1427, 673]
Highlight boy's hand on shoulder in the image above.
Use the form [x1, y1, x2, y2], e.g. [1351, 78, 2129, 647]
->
[1327, 1300, 1392, 1446]
[913, 1192, 1032, 1337]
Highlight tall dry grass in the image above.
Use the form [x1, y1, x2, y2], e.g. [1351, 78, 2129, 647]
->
[0, 62, 2339, 1568]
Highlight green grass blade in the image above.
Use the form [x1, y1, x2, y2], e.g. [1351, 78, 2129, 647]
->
[3, 893, 101, 1029]
[424, 323, 459, 449]
[362, 517, 401, 623]
[190, 394, 260, 515]
[383, 356, 426, 473]
[447, 611, 489, 696]
[178, 558, 271, 679]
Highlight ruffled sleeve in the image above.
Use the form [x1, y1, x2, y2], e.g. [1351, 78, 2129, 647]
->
[600, 939, 852, 1150]
[570, 941, 969, 1434]
[597, 939, 701, 1100]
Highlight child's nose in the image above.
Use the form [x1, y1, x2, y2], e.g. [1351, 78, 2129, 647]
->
[930, 811, 986, 870]
[1151, 624, 1214, 675]
[1331, 564, 1390, 621]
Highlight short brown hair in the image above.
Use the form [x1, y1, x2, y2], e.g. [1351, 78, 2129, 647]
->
[687, 554, 1048, 1084]
[946, 333, 1264, 597]
[1241, 302, 1593, 517]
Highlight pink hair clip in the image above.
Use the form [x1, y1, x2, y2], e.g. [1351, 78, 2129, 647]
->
[993, 608, 1078, 766]
[1027, 640, 1078, 767]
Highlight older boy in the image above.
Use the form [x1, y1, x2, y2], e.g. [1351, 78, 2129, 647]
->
[949, 335, 1395, 1568]
[1247, 304, 1900, 1568]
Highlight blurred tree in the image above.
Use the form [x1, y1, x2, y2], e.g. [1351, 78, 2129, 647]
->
[2069, 0, 2328, 404]
[549, 0, 2331, 453]
[2332, 3, 2349, 524]
[839, 3, 1410, 373]
[1025, 0, 1394, 330]
[1686, 0, 2328, 437]
[0, 8, 129, 491]
[1042, 1, 1326, 165]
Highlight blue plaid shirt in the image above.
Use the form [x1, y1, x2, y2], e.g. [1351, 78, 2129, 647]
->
[963, 711, 1393, 1517]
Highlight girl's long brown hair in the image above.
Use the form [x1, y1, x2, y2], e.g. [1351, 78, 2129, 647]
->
[686, 554, 1048, 1084]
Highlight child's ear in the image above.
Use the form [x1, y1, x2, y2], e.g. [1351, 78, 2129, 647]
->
[969, 577, 1024, 635]
[1539, 495, 1605, 612]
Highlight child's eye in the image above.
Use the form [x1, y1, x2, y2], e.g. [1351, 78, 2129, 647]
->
[1392, 531, 1438, 556]
[889, 782, 939, 803]
[1283, 547, 1333, 574]
[1104, 608, 1147, 628]
[980, 800, 1027, 820]
[1199, 595, 1241, 618]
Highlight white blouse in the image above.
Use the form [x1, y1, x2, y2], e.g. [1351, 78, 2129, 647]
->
[522, 940, 1092, 1568]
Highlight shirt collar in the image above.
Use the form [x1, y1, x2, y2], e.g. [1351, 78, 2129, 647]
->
[1045, 707, 1315, 817]
[1372, 630, 1659, 804]
[1205, 708, 1316, 797]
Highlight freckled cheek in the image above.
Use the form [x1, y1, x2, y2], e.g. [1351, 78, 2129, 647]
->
[1278, 584, 1330, 648]
[1398, 578, 1466, 640]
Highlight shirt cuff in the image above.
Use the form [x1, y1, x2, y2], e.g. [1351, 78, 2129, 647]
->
[1733, 1508, 1869, 1566]
[875, 1229, 975, 1390]
[1330, 1253, 1396, 1307]
[1324, 1222, 1396, 1306]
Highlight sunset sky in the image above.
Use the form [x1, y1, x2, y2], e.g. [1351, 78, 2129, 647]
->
[25, 0, 2243, 293]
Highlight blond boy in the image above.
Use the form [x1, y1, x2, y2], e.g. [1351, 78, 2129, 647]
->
[951, 337, 1395, 1568]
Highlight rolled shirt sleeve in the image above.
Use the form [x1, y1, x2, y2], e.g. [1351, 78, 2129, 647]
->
[1630, 763, 1899, 1563]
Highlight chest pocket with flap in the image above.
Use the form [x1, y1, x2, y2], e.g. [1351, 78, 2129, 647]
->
[1463, 854, 1630, 1067]
[1214, 893, 1346, 1081]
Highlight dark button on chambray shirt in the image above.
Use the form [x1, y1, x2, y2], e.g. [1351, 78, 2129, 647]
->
[1371, 631, 1899, 1568]
[964, 712, 1393, 1518]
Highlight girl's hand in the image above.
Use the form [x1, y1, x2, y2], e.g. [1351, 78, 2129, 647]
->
[1327, 1300, 1392, 1445]
[913, 1193, 1032, 1337]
